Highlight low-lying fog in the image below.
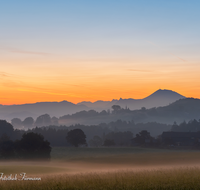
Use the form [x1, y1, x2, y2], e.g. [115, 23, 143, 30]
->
[1, 150, 200, 177]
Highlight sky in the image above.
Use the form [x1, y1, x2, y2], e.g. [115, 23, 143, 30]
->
[0, 0, 200, 105]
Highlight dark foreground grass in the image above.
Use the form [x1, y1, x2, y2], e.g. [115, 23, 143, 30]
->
[51, 147, 164, 161]
[1, 167, 200, 190]
[1, 148, 200, 189]
[51, 147, 200, 167]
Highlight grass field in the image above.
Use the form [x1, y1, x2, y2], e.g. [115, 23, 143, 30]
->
[1, 147, 200, 189]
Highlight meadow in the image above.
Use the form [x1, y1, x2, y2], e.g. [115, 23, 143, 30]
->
[1, 147, 200, 189]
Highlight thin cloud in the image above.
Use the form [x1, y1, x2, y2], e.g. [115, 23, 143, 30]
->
[0, 71, 23, 79]
[0, 71, 18, 78]
[17, 89, 82, 98]
[0, 47, 49, 56]
[127, 69, 153, 72]
[146, 41, 187, 62]
[0, 72, 10, 77]
[167, 52, 186, 62]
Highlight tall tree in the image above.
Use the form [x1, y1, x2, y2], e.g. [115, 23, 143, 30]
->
[11, 118, 23, 128]
[133, 130, 154, 145]
[66, 129, 87, 147]
[16, 132, 51, 160]
[0, 120, 14, 137]
[35, 114, 52, 127]
[22, 117, 34, 129]
[111, 105, 121, 113]
[0, 134, 15, 159]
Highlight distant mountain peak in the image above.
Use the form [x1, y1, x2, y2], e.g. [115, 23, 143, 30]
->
[155, 89, 177, 93]
[111, 99, 118, 102]
[146, 89, 185, 98]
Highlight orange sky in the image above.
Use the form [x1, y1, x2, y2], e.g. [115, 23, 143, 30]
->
[1, 54, 200, 105]
[1, 1, 200, 105]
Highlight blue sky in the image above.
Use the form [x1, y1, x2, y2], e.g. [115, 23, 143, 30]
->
[1, 0, 199, 50]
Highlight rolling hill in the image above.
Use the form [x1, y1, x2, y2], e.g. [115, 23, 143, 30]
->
[0, 89, 185, 121]
[78, 89, 185, 111]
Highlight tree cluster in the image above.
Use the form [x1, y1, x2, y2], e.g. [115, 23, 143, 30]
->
[66, 129, 87, 147]
[11, 114, 59, 129]
[132, 130, 155, 146]
[171, 119, 200, 132]
[0, 120, 51, 160]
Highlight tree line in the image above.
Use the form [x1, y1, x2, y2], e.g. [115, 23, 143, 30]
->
[10, 99, 200, 129]
[0, 119, 165, 160]
[3, 118, 200, 160]
[171, 119, 200, 132]
[0, 118, 172, 147]
[10, 106, 130, 128]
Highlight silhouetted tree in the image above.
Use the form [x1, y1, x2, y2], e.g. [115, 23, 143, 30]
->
[30, 127, 69, 146]
[99, 110, 108, 116]
[66, 129, 87, 147]
[35, 114, 52, 127]
[171, 121, 179, 131]
[51, 117, 59, 125]
[141, 107, 146, 112]
[0, 120, 14, 137]
[111, 105, 121, 113]
[22, 117, 34, 129]
[0, 134, 15, 159]
[15, 132, 51, 160]
[133, 130, 154, 146]
[11, 118, 23, 128]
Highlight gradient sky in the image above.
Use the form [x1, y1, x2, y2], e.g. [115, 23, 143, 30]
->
[0, 0, 200, 105]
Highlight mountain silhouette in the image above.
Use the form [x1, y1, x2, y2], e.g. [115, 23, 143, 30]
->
[77, 99, 118, 111]
[0, 101, 89, 121]
[0, 89, 185, 121]
[129, 97, 200, 124]
[79, 89, 185, 110]
[59, 98, 200, 126]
